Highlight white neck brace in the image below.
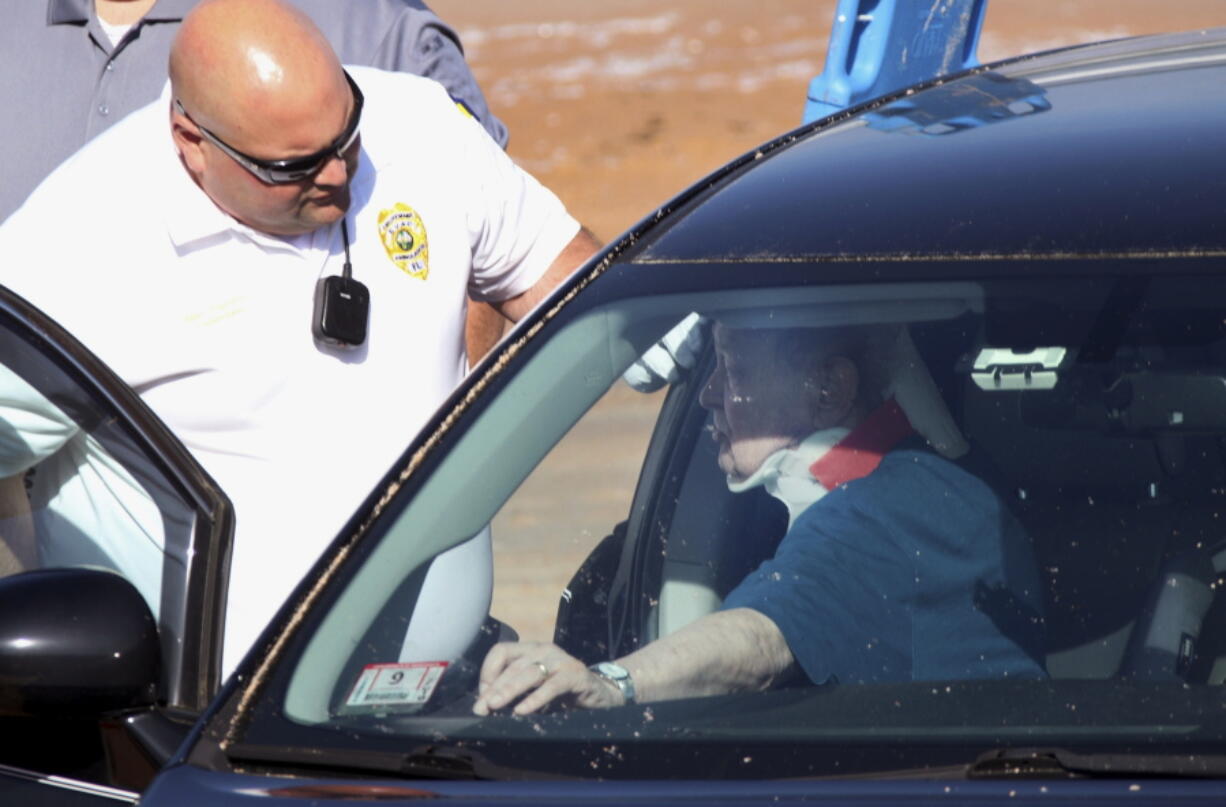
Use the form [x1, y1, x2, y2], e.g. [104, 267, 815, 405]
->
[727, 427, 850, 529]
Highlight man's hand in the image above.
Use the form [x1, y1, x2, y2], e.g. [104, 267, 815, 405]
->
[473, 610, 796, 716]
[473, 641, 624, 715]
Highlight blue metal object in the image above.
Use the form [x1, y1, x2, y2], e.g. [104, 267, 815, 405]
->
[804, 0, 989, 122]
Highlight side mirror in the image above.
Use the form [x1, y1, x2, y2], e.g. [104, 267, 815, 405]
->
[0, 568, 159, 717]
[554, 522, 625, 664]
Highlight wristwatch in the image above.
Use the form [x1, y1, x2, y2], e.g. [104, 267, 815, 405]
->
[589, 661, 636, 704]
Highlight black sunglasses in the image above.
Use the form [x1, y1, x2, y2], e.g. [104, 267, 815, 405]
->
[175, 70, 364, 185]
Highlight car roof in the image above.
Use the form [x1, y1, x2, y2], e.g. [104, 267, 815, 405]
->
[628, 28, 1226, 268]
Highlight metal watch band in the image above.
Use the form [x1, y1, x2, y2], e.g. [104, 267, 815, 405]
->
[589, 661, 636, 704]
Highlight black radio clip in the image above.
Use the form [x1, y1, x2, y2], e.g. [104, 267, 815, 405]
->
[313, 218, 369, 347]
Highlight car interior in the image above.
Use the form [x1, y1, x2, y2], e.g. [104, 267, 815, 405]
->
[624, 276, 1226, 689]
[274, 275, 1226, 729]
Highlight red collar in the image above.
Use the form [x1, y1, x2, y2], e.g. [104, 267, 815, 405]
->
[809, 398, 915, 490]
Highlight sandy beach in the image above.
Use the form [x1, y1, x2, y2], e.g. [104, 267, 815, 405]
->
[424, 1, 1225, 640]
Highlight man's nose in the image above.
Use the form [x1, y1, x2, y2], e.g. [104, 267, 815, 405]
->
[313, 151, 351, 188]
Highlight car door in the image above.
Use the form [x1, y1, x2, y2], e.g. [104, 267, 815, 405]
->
[0, 287, 233, 803]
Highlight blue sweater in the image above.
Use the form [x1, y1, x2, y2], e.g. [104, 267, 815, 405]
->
[723, 446, 1047, 685]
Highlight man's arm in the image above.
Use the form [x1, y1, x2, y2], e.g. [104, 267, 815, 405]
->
[464, 303, 510, 367]
[617, 608, 798, 702]
[467, 227, 600, 363]
[473, 607, 797, 715]
[491, 227, 602, 324]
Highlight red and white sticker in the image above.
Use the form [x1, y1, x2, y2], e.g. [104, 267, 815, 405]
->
[345, 661, 449, 708]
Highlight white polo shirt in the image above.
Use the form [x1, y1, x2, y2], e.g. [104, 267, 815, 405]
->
[0, 66, 580, 673]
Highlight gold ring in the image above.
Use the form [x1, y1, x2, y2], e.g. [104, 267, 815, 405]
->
[533, 661, 549, 679]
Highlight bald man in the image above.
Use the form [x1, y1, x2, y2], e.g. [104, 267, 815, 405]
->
[1, 0, 506, 221]
[0, 0, 600, 676]
[3, 0, 511, 363]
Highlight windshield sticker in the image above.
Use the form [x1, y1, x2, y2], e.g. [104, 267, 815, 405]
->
[345, 661, 449, 708]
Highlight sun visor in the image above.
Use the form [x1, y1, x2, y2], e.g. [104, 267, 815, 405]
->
[707, 282, 984, 330]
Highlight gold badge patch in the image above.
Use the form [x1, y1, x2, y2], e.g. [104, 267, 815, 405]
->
[377, 203, 429, 279]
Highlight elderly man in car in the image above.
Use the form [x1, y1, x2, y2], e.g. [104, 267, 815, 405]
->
[474, 319, 1047, 715]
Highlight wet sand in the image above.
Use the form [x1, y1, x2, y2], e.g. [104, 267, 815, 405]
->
[424, 1, 1225, 640]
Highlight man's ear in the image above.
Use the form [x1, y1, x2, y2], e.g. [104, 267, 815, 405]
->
[170, 110, 207, 175]
[813, 356, 859, 428]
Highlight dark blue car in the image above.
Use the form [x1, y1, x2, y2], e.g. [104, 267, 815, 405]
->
[2, 24, 1226, 806]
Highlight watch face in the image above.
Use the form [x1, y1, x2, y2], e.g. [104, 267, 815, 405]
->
[597, 662, 627, 680]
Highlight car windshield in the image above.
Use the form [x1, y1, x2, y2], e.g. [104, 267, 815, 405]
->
[231, 269, 1226, 780]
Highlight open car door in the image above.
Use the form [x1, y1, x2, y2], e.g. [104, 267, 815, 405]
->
[0, 287, 233, 803]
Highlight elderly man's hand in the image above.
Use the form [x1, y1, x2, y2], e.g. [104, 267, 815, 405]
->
[472, 641, 624, 715]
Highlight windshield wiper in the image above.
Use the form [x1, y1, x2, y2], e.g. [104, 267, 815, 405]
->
[400, 745, 534, 780]
[227, 742, 520, 780]
[969, 748, 1226, 779]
